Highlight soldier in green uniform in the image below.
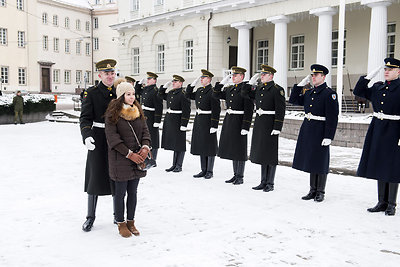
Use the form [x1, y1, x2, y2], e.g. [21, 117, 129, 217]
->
[134, 72, 163, 161]
[80, 59, 117, 232]
[13, 90, 24, 124]
[242, 65, 286, 192]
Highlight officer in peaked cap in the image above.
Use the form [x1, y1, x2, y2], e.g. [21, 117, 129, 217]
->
[134, 71, 163, 161]
[353, 57, 400, 216]
[159, 74, 191, 173]
[213, 66, 254, 185]
[125, 75, 138, 102]
[185, 69, 221, 179]
[242, 64, 286, 192]
[289, 63, 338, 202]
[80, 58, 117, 232]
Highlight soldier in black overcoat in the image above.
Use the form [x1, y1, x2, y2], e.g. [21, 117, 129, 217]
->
[185, 69, 221, 179]
[79, 59, 117, 232]
[242, 65, 286, 192]
[213, 67, 254, 185]
[353, 57, 400, 216]
[159, 75, 191, 172]
[125, 75, 140, 103]
[134, 72, 163, 161]
[289, 64, 339, 202]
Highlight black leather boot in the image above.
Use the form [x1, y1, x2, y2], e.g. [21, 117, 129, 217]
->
[302, 173, 317, 200]
[263, 165, 277, 192]
[193, 156, 207, 178]
[252, 165, 267, 190]
[226, 161, 238, 183]
[82, 194, 98, 232]
[173, 152, 185, 172]
[204, 156, 215, 179]
[385, 183, 398, 216]
[314, 174, 327, 202]
[368, 181, 388, 212]
[165, 151, 178, 172]
[233, 161, 245, 185]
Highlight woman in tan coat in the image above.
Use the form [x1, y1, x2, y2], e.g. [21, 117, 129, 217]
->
[105, 82, 151, 238]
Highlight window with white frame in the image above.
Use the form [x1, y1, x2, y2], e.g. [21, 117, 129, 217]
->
[0, 28, 7, 45]
[332, 30, 346, 67]
[18, 68, 26, 85]
[85, 21, 90, 32]
[0, 0, 6, 7]
[54, 37, 59, 52]
[53, 69, 60, 83]
[64, 70, 71, 84]
[42, 13, 48, 24]
[132, 47, 140, 74]
[184, 40, 193, 71]
[53, 15, 58, 26]
[93, 17, 99, 29]
[85, 42, 90, 56]
[387, 23, 396, 58]
[156, 44, 165, 73]
[65, 39, 70, 53]
[16, 0, 23, 10]
[76, 41, 81, 55]
[43, 35, 48, 50]
[256, 40, 268, 71]
[155, 0, 164, 5]
[85, 71, 91, 84]
[76, 19, 81, 31]
[94, 37, 99, 50]
[18, 31, 25, 47]
[290, 35, 304, 69]
[1, 66, 9, 84]
[65, 17, 70, 28]
[76, 70, 82, 84]
[94, 0, 100, 4]
[132, 0, 139, 11]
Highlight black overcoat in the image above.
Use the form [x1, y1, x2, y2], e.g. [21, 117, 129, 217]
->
[185, 84, 221, 156]
[135, 83, 163, 149]
[213, 82, 254, 161]
[159, 86, 191, 152]
[353, 76, 400, 183]
[80, 82, 116, 195]
[242, 81, 286, 165]
[289, 82, 339, 174]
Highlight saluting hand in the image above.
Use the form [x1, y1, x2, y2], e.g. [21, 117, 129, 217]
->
[220, 74, 232, 85]
[164, 81, 172, 89]
[365, 66, 383, 80]
[298, 75, 311, 87]
[248, 73, 260, 85]
[191, 76, 202, 87]
[139, 77, 146, 85]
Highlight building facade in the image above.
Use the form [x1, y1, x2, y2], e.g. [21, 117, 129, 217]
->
[0, 0, 119, 94]
[112, 0, 399, 98]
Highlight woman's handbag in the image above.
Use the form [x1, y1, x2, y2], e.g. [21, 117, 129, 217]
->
[127, 121, 156, 171]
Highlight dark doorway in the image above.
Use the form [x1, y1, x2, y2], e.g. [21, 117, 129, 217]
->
[41, 67, 51, 92]
[229, 46, 238, 69]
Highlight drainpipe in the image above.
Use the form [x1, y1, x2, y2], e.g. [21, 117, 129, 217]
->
[249, 28, 254, 75]
[207, 12, 213, 70]
[90, 9, 94, 85]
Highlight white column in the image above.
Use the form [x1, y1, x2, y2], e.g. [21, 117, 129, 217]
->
[362, 0, 391, 84]
[231, 21, 253, 80]
[266, 15, 289, 94]
[310, 7, 337, 86]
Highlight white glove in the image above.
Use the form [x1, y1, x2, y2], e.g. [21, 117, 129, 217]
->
[365, 66, 383, 80]
[191, 76, 201, 87]
[164, 81, 172, 89]
[298, 74, 311, 87]
[249, 73, 260, 85]
[220, 74, 232, 85]
[85, 137, 95, 151]
[153, 122, 160, 128]
[321, 138, 332, 146]
[240, 129, 249, 135]
[180, 126, 188, 131]
[210, 128, 217, 134]
[271, 130, 280, 135]
[139, 77, 146, 85]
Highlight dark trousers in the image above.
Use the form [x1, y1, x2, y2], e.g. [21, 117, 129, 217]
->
[114, 179, 140, 222]
[233, 160, 245, 178]
[14, 110, 23, 123]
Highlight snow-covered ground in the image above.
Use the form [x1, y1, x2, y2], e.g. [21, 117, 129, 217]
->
[1, 121, 399, 266]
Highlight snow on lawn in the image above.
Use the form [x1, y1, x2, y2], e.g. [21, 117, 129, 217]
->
[0, 122, 399, 266]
